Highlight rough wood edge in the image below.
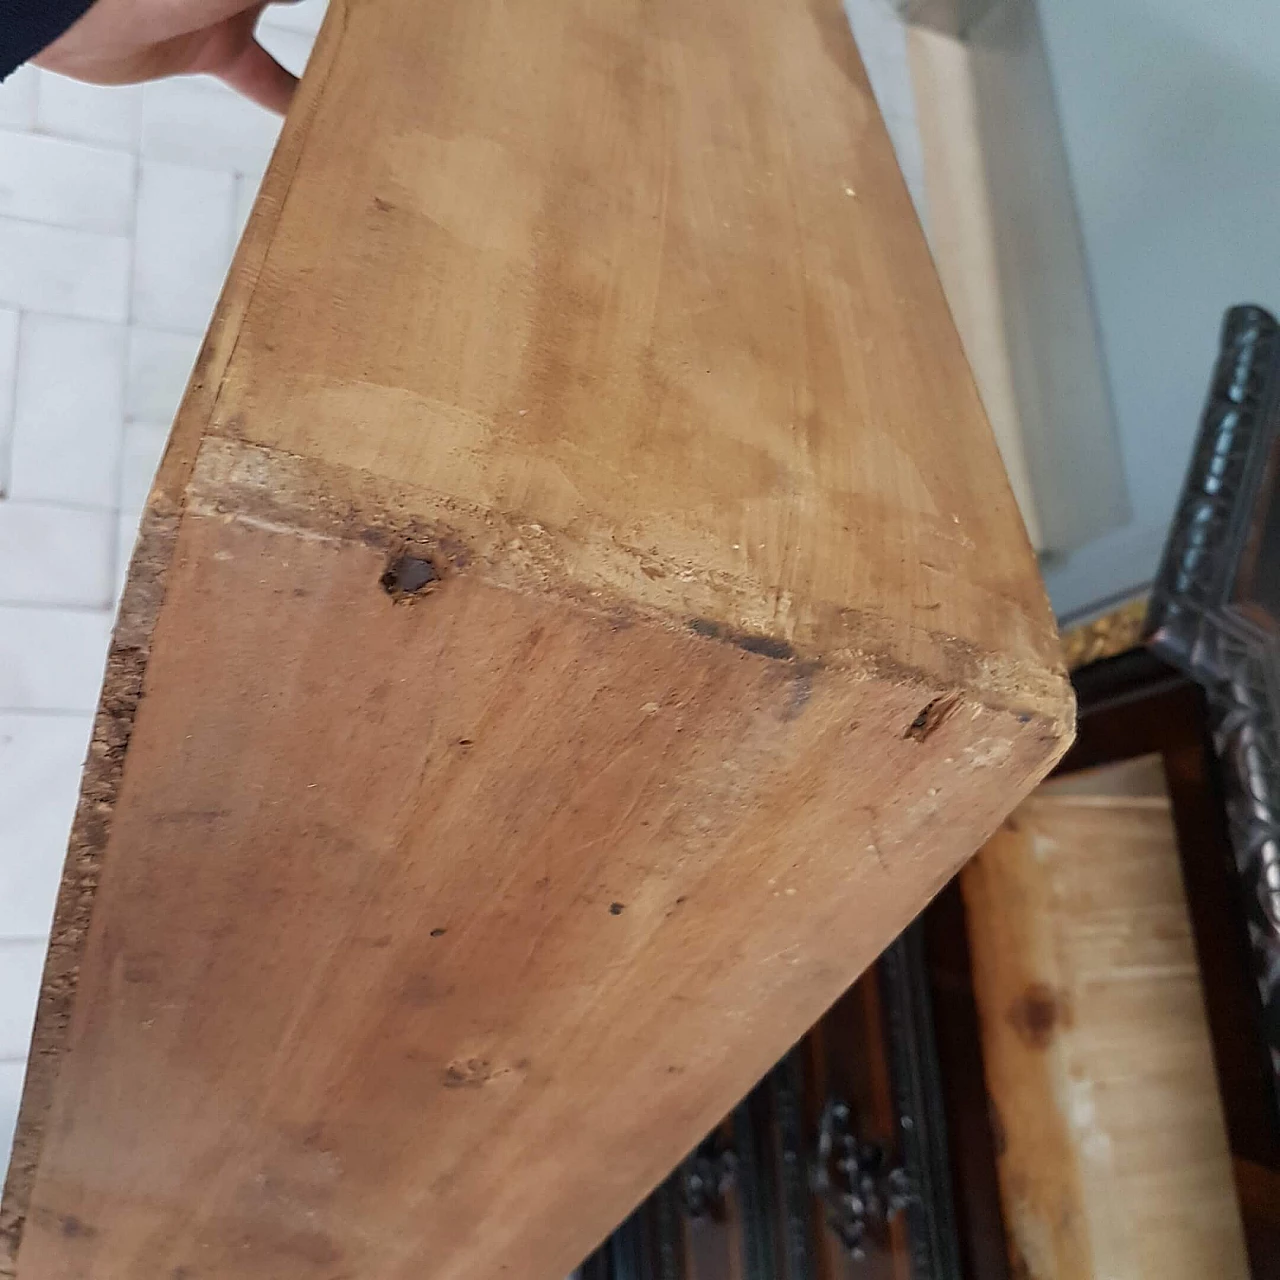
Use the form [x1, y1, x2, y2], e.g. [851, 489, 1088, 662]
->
[0, 514, 177, 1272]
[0, 5, 349, 1267]
[189, 434, 1074, 725]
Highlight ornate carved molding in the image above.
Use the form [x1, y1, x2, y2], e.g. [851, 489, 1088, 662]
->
[677, 1135, 737, 1223]
[1147, 302, 1280, 1104]
[809, 1097, 911, 1262]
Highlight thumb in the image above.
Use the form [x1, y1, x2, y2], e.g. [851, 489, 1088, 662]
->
[216, 36, 298, 113]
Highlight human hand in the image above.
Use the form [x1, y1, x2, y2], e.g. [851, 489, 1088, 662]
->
[34, 0, 297, 114]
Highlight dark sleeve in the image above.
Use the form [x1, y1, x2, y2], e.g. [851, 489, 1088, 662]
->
[1, 0, 98, 79]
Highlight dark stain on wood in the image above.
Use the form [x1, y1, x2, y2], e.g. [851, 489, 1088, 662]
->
[1006, 982, 1069, 1051]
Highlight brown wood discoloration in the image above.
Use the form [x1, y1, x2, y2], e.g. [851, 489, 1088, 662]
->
[2, 0, 1070, 1274]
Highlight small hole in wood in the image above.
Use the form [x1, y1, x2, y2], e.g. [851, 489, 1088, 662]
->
[381, 553, 440, 598]
[904, 694, 960, 743]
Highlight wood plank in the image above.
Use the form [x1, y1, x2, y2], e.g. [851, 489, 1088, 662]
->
[1, 0, 1070, 1276]
[905, 23, 1041, 549]
[964, 759, 1250, 1280]
[905, 8, 1128, 556]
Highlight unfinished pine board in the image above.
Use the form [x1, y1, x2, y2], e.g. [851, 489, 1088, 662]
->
[1, 1, 1071, 1276]
[904, 8, 1128, 556]
[964, 759, 1249, 1280]
[905, 23, 1040, 549]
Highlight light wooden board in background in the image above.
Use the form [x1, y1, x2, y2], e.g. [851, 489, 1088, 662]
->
[965, 758, 1249, 1280]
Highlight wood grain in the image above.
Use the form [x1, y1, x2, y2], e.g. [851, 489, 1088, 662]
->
[965, 759, 1249, 1280]
[1, 0, 1070, 1276]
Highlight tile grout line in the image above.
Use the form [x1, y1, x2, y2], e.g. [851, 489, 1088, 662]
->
[0, 308, 18, 498]
[0, 599, 116, 614]
[112, 143, 143, 598]
[0, 208, 132, 240]
[0, 707, 100, 718]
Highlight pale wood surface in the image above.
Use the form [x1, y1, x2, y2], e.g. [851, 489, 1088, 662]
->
[205, 0, 1061, 687]
[906, 24, 1041, 549]
[1, 1, 1070, 1276]
[964, 759, 1249, 1280]
[905, 8, 1128, 557]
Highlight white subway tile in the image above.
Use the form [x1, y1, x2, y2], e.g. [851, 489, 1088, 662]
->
[0, 712, 93, 937]
[261, 0, 328, 37]
[118, 419, 170, 521]
[0, 503, 114, 609]
[257, 25, 317, 78]
[0, 606, 113, 712]
[0, 307, 18, 494]
[125, 327, 199, 423]
[0, 219, 130, 322]
[0, 939, 47, 1062]
[132, 162, 234, 333]
[36, 72, 142, 150]
[0, 1060, 26, 1170]
[115, 508, 143, 602]
[0, 132, 135, 236]
[0, 65, 38, 130]
[140, 76, 282, 175]
[9, 314, 125, 508]
[231, 172, 262, 253]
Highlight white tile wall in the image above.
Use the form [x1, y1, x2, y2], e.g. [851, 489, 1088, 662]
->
[118, 419, 171, 523]
[0, 1062, 24, 1172]
[133, 161, 237, 332]
[125, 327, 201, 422]
[0, 713, 94, 938]
[0, 131, 135, 234]
[0, 66, 37, 131]
[261, 0, 327, 35]
[0, 503, 114, 607]
[0, 4, 324, 1166]
[140, 77, 283, 175]
[36, 76, 142, 150]
[0, 605, 112, 711]
[0, 941, 46, 1061]
[0, 0, 927, 1173]
[0, 306, 17, 493]
[0, 220, 130, 322]
[9, 314, 125, 507]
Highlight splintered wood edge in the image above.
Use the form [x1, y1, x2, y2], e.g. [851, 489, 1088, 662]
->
[0, 9, 345, 1268]
[0, 3, 1072, 1264]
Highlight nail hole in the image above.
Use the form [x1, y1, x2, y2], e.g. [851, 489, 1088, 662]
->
[430, 928, 446, 938]
[381, 553, 440, 599]
[904, 694, 960, 743]
[609, 902, 625, 916]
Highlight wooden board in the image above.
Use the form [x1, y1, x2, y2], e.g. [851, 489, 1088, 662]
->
[0, 1, 1071, 1276]
[904, 9, 1128, 556]
[905, 23, 1041, 549]
[964, 759, 1249, 1279]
